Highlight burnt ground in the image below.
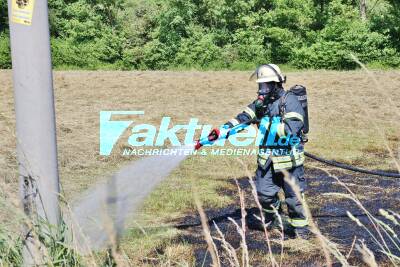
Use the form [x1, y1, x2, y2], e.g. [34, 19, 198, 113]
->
[169, 165, 400, 266]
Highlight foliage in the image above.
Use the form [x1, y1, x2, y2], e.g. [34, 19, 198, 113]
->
[0, 218, 83, 266]
[0, 0, 7, 32]
[0, 227, 23, 266]
[292, 0, 399, 69]
[0, 0, 399, 69]
[0, 32, 11, 69]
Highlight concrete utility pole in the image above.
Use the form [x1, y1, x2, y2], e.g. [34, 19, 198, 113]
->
[7, 0, 61, 264]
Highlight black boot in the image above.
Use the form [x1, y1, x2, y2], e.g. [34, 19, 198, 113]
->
[284, 225, 311, 240]
[246, 208, 279, 231]
[246, 213, 265, 231]
[294, 226, 311, 239]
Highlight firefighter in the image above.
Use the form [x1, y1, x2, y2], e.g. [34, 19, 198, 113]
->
[223, 64, 309, 238]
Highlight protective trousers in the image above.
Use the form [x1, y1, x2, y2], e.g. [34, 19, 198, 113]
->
[255, 164, 308, 227]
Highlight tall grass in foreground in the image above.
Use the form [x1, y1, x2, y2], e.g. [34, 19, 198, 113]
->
[0, 174, 91, 266]
[0, 214, 82, 266]
[194, 159, 400, 266]
[0, 202, 132, 266]
[0, 178, 135, 266]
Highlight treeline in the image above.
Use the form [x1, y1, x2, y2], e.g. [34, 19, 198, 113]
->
[0, 0, 400, 70]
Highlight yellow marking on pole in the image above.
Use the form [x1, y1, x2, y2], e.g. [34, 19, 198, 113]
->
[12, 0, 35, 26]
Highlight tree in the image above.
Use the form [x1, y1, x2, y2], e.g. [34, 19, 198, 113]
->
[0, 0, 8, 32]
[360, 0, 367, 20]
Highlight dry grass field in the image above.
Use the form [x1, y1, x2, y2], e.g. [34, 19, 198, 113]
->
[1, 69, 400, 265]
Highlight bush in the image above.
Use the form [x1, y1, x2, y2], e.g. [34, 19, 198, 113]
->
[138, 40, 174, 70]
[232, 29, 270, 64]
[291, 0, 394, 70]
[381, 49, 400, 68]
[51, 38, 105, 69]
[264, 27, 300, 63]
[292, 41, 356, 69]
[3, 0, 400, 70]
[174, 31, 222, 68]
[0, 0, 7, 33]
[0, 33, 11, 69]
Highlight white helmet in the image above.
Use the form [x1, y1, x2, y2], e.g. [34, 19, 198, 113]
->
[250, 64, 286, 83]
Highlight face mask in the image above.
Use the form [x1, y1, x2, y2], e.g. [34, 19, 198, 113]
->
[258, 82, 276, 97]
[255, 82, 272, 111]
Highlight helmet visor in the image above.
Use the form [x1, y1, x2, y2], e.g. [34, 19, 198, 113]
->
[258, 82, 275, 96]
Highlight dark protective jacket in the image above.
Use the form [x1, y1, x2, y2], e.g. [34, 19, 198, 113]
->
[225, 88, 305, 171]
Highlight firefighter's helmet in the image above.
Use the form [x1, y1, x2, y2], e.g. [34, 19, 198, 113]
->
[250, 64, 286, 83]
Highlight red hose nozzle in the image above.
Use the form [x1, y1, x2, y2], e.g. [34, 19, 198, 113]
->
[194, 128, 221, 151]
[207, 128, 220, 141]
[194, 140, 202, 150]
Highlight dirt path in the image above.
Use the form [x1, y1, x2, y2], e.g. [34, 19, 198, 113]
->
[167, 166, 400, 266]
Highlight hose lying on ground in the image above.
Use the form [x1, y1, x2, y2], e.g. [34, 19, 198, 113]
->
[304, 152, 400, 178]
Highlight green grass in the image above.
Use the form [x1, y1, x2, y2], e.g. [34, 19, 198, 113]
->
[0, 217, 84, 266]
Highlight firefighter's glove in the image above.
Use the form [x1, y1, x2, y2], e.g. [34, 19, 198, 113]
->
[207, 128, 220, 142]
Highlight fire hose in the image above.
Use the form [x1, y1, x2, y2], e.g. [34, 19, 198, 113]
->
[304, 151, 400, 178]
[194, 120, 400, 179]
[168, 121, 400, 230]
